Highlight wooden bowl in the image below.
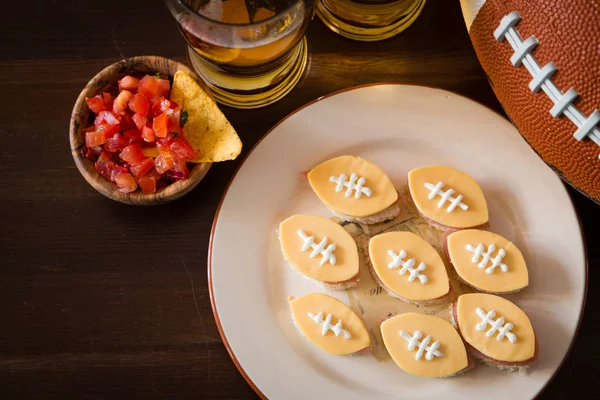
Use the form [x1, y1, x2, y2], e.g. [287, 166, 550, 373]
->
[69, 56, 212, 205]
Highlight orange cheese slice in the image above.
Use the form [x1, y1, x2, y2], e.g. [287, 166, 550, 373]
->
[308, 155, 397, 217]
[289, 293, 370, 355]
[381, 313, 469, 378]
[455, 293, 535, 362]
[279, 215, 359, 283]
[408, 166, 488, 229]
[447, 229, 528, 293]
[369, 232, 450, 301]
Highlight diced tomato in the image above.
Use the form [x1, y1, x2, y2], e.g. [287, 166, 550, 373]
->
[119, 112, 135, 130]
[153, 152, 174, 174]
[171, 155, 189, 179]
[98, 150, 112, 162]
[96, 123, 119, 138]
[96, 122, 120, 138]
[83, 74, 194, 192]
[132, 113, 147, 131]
[102, 92, 114, 110]
[85, 131, 106, 147]
[115, 172, 138, 193]
[85, 95, 106, 113]
[110, 165, 129, 182]
[169, 136, 197, 160]
[118, 75, 140, 91]
[82, 146, 103, 160]
[158, 79, 170, 91]
[104, 133, 128, 153]
[158, 78, 170, 95]
[152, 112, 169, 138]
[151, 97, 172, 117]
[138, 75, 158, 97]
[147, 168, 166, 189]
[119, 143, 146, 164]
[128, 92, 149, 117]
[95, 110, 120, 127]
[130, 157, 154, 178]
[95, 158, 116, 181]
[150, 79, 171, 104]
[122, 128, 141, 143]
[141, 126, 155, 142]
[142, 169, 161, 188]
[146, 167, 162, 179]
[138, 175, 157, 194]
[82, 146, 94, 159]
[165, 107, 181, 135]
[112, 90, 133, 114]
[155, 137, 170, 152]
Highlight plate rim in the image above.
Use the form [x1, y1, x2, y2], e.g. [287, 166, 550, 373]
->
[207, 82, 589, 400]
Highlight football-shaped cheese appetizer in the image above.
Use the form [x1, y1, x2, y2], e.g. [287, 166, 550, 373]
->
[288, 292, 371, 355]
[279, 214, 359, 290]
[444, 229, 529, 294]
[452, 293, 538, 371]
[307, 155, 399, 224]
[381, 313, 472, 378]
[460, 1, 600, 203]
[408, 165, 489, 231]
[368, 231, 450, 305]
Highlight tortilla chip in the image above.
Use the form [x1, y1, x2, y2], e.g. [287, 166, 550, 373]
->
[171, 71, 242, 163]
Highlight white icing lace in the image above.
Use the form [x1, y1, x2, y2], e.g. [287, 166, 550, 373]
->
[329, 173, 372, 199]
[399, 330, 443, 361]
[495, 11, 600, 156]
[424, 182, 468, 213]
[307, 312, 352, 339]
[465, 243, 508, 274]
[475, 307, 517, 343]
[388, 250, 428, 284]
[297, 229, 337, 266]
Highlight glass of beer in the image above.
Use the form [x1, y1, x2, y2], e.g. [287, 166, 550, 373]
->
[165, 0, 316, 109]
[317, 0, 426, 41]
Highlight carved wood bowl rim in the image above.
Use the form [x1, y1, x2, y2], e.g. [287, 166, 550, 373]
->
[69, 55, 212, 205]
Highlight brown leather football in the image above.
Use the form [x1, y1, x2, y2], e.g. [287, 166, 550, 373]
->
[460, 0, 600, 203]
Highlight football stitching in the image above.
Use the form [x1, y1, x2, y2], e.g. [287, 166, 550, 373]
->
[307, 312, 352, 339]
[297, 229, 337, 266]
[494, 11, 600, 158]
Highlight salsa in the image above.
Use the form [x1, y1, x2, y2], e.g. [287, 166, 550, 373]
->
[82, 73, 197, 194]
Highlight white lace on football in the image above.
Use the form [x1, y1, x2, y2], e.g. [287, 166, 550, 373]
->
[465, 243, 508, 274]
[307, 312, 352, 339]
[399, 330, 443, 361]
[424, 182, 468, 213]
[329, 173, 372, 199]
[495, 11, 600, 157]
[297, 229, 336, 266]
[475, 307, 517, 343]
[388, 250, 428, 284]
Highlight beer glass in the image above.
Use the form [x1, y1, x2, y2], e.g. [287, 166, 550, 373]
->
[166, 0, 316, 109]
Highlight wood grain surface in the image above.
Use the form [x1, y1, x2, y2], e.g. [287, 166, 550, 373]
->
[1, 0, 598, 398]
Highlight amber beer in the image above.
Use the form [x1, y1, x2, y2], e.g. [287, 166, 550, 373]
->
[166, 0, 316, 109]
[317, 0, 426, 41]
[182, 0, 307, 68]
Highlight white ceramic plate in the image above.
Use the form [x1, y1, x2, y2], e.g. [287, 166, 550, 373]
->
[209, 85, 586, 399]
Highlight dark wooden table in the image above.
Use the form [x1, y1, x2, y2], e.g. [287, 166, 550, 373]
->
[1, 1, 598, 398]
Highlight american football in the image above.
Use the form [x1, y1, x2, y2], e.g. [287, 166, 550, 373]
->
[460, 0, 600, 203]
